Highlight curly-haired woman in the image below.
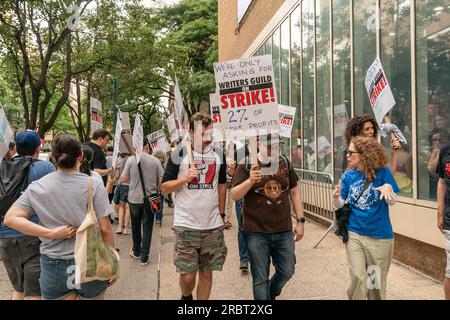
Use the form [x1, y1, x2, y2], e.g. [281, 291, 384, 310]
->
[332, 137, 400, 300]
[343, 114, 400, 173]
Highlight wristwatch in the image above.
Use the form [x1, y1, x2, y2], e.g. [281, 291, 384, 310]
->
[296, 217, 306, 223]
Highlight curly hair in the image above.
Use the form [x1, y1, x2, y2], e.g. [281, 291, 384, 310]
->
[351, 137, 387, 182]
[344, 114, 380, 147]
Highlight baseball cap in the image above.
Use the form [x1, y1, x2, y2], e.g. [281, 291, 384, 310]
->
[15, 130, 41, 155]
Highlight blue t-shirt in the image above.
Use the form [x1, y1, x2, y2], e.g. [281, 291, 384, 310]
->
[340, 167, 400, 239]
[0, 158, 55, 238]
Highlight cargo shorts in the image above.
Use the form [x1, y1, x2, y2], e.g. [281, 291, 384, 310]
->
[173, 226, 227, 274]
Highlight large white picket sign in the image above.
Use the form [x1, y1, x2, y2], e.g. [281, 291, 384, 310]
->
[209, 92, 226, 142]
[214, 55, 279, 138]
[365, 57, 396, 125]
[132, 114, 143, 164]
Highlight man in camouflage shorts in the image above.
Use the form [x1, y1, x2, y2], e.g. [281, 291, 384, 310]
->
[162, 112, 228, 300]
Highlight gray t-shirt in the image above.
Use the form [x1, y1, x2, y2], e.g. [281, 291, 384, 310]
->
[14, 171, 112, 260]
[122, 153, 164, 204]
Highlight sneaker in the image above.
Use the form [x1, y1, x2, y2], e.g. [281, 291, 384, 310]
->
[181, 294, 193, 300]
[156, 220, 162, 225]
[129, 249, 139, 260]
[115, 227, 123, 234]
[140, 256, 150, 266]
[122, 228, 130, 235]
[239, 260, 249, 271]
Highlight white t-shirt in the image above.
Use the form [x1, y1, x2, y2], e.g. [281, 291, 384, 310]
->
[162, 145, 227, 230]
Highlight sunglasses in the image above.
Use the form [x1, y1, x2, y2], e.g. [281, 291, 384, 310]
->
[346, 150, 361, 156]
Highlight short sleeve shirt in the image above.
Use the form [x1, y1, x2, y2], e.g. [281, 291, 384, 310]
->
[232, 157, 299, 233]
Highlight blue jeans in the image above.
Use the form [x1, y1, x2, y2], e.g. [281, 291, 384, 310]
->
[244, 231, 296, 300]
[156, 195, 164, 222]
[129, 202, 155, 262]
[235, 199, 249, 262]
[40, 255, 108, 300]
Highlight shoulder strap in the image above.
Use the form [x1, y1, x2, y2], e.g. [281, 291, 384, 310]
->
[137, 157, 147, 198]
[87, 176, 94, 213]
[280, 154, 291, 172]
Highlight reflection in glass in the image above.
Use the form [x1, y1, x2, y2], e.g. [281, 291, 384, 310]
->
[333, 0, 351, 181]
[302, 0, 315, 170]
[381, 0, 413, 197]
[316, 0, 332, 176]
[291, 6, 302, 169]
[416, 0, 450, 200]
[281, 18, 290, 105]
[354, 0, 377, 115]
[272, 28, 281, 102]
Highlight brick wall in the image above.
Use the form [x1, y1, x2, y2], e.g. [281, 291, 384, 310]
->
[218, 0, 286, 61]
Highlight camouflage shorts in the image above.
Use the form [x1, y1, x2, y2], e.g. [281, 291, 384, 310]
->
[173, 226, 228, 274]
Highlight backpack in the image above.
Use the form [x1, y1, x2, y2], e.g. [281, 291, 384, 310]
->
[0, 158, 35, 220]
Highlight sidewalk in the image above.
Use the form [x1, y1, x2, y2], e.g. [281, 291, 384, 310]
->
[0, 203, 444, 300]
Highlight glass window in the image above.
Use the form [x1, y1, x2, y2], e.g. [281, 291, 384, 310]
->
[302, 0, 315, 171]
[291, 6, 302, 169]
[281, 18, 290, 105]
[272, 28, 281, 102]
[332, 0, 351, 181]
[316, 0, 332, 176]
[353, 0, 377, 115]
[416, 1, 450, 201]
[381, 0, 413, 197]
[265, 38, 272, 55]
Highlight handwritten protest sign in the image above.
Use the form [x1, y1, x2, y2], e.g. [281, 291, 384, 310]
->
[0, 103, 14, 163]
[90, 97, 103, 133]
[147, 129, 166, 151]
[210, 92, 226, 142]
[166, 113, 178, 144]
[214, 55, 279, 138]
[365, 57, 396, 125]
[132, 114, 143, 164]
[278, 105, 296, 138]
[326, 104, 348, 138]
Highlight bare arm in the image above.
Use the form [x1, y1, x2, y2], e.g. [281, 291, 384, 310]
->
[231, 165, 261, 201]
[95, 168, 112, 177]
[289, 185, 305, 218]
[98, 216, 115, 248]
[120, 174, 129, 184]
[161, 167, 199, 194]
[5, 206, 76, 239]
[438, 178, 446, 233]
[218, 183, 227, 214]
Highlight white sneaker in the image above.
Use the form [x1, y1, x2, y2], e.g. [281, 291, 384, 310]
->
[115, 228, 123, 234]
[122, 228, 130, 235]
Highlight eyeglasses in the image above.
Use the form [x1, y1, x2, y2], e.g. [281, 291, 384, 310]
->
[346, 150, 361, 157]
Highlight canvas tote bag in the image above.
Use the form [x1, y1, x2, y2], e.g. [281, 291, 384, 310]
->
[74, 177, 120, 284]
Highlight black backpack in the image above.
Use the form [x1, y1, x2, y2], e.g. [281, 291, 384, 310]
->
[0, 158, 36, 220]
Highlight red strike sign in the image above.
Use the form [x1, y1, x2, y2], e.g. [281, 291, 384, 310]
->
[221, 88, 276, 109]
[280, 117, 293, 126]
[369, 74, 387, 107]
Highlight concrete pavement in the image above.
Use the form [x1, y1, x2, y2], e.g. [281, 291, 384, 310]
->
[0, 203, 445, 300]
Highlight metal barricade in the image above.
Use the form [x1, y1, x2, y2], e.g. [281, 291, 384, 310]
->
[294, 169, 335, 248]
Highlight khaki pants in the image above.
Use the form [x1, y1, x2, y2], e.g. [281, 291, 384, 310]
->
[345, 231, 394, 300]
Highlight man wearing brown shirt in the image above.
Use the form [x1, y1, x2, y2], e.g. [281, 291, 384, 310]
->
[231, 134, 305, 300]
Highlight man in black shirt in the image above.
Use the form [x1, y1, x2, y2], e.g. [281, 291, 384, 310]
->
[437, 143, 450, 300]
[86, 129, 113, 185]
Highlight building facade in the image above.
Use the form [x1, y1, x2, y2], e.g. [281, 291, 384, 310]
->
[218, 0, 450, 280]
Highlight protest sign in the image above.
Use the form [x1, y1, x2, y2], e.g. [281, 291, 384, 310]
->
[90, 97, 103, 133]
[166, 113, 178, 144]
[147, 129, 166, 150]
[326, 104, 348, 138]
[132, 114, 143, 164]
[210, 92, 226, 142]
[111, 115, 123, 171]
[365, 57, 396, 125]
[0, 103, 14, 163]
[214, 55, 279, 138]
[310, 136, 331, 159]
[278, 105, 296, 138]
